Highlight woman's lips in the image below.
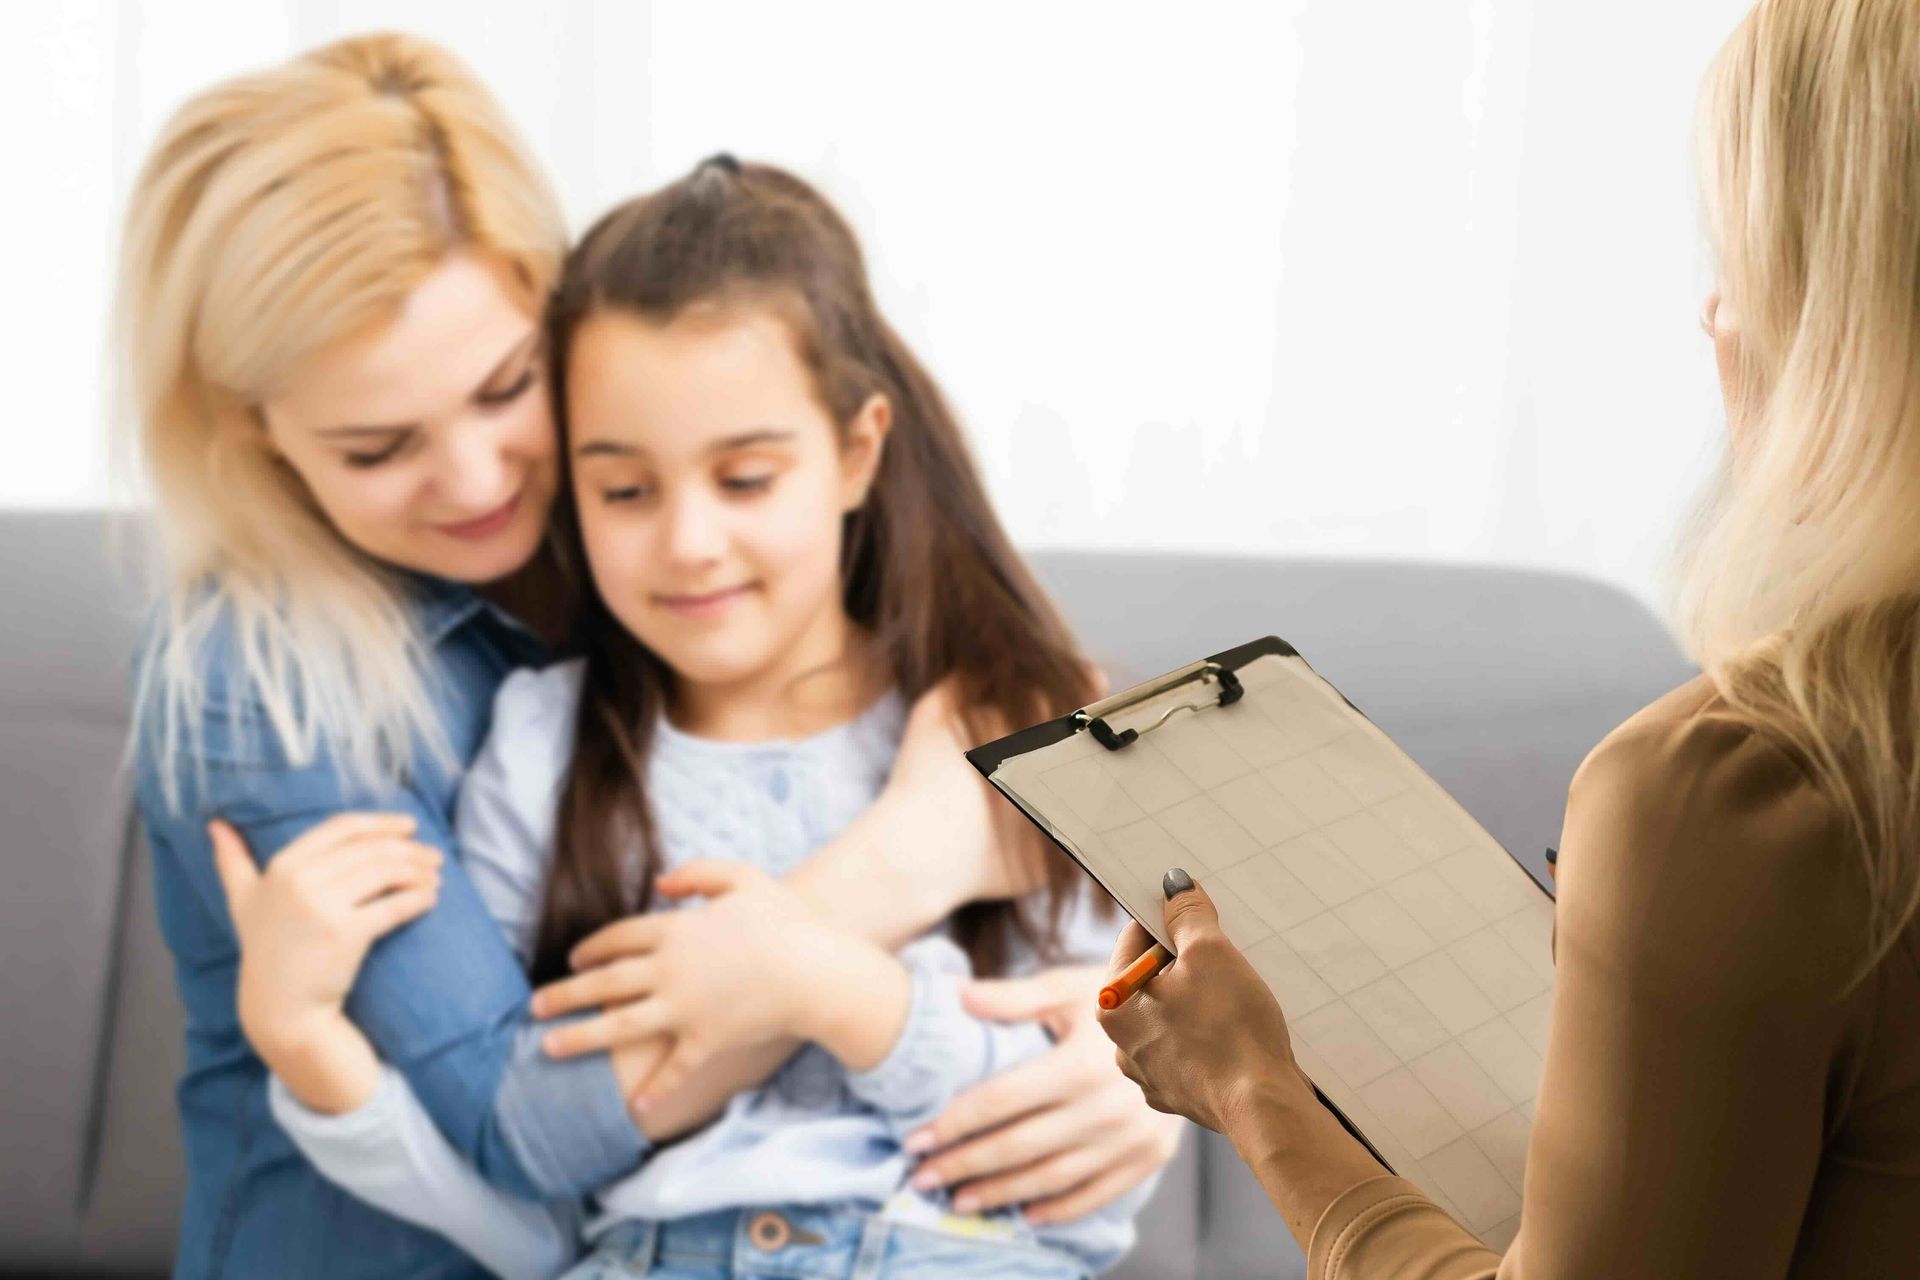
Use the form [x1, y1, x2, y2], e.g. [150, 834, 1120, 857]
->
[654, 584, 756, 620]
[435, 489, 523, 542]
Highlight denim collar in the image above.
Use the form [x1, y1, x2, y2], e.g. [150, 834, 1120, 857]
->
[408, 575, 487, 648]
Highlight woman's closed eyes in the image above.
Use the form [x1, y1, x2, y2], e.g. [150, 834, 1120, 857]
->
[340, 363, 541, 469]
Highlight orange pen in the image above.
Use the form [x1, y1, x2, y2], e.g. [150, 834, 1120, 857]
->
[1098, 942, 1173, 1009]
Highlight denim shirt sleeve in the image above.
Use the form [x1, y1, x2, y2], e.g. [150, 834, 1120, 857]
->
[152, 671, 642, 1201]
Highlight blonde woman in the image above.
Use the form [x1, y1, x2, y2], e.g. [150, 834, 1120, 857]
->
[1097, 0, 1920, 1275]
[121, 35, 1175, 1279]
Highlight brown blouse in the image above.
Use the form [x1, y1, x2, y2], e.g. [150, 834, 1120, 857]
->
[1308, 677, 1920, 1279]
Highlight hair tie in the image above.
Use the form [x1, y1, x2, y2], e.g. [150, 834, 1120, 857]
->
[696, 152, 742, 176]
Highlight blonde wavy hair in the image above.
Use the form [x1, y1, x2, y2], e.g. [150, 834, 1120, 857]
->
[1681, 0, 1920, 973]
[118, 33, 566, 800]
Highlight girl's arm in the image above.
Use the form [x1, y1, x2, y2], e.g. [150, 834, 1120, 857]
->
[270, 1067, 578, 1280]
[541, 861, 1060, 1132]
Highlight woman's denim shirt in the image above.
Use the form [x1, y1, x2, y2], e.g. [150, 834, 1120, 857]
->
[132, 578, 644, 1280]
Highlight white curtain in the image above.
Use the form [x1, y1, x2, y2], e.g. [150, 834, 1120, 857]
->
[7, 0, 1751, 612]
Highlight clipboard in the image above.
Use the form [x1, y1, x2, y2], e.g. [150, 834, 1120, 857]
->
[968, 636, 1553, 1248]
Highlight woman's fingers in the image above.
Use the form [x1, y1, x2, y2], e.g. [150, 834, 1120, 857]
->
[1159, 873, 1223, 949]
[909, 1051, 1061, 1154]
[948, 1141, 1109, 1215]
[912, 1094, 1092, 1191]
[1106, 919, 1154, 976]
[959, 965, 1102, 1023]
[1022, 1163, 1155, 1227]
[542, 998, 674, 1059]
[568, 914, 669, 971]
[532, 956, 659, 1019]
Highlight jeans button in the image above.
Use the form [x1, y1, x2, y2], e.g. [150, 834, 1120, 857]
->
[748, 1211, 792, 1252]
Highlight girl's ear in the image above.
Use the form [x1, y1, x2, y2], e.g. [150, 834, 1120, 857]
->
[839, 393, 893, 512]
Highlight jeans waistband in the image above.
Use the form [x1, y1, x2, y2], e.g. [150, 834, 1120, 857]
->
[588, 1202, 1087, 1279]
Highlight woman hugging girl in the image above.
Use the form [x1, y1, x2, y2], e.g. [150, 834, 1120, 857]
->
[237, 155, 1152, 1280]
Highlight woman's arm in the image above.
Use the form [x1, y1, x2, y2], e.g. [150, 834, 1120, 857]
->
[1100, 710, 1872, 1280]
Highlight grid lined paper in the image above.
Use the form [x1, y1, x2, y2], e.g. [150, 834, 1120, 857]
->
[990, 652, 1554, 1248]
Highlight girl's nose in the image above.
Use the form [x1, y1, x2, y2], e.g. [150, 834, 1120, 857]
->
[662, 490, 726, 565]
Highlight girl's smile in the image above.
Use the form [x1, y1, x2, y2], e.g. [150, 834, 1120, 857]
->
[653, 582, 761, 621]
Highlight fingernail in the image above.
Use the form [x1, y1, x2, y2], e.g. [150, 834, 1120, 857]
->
[1544, 846, 1558, 865]
[952, 1193, 980, 1215]
[529, 993, 548, 1018]
[542, 1031, 564, 1057]
[903, 1129, 936, 1154]
[1163, 867, 1194, 898]
[910, 1168, 943, 1191]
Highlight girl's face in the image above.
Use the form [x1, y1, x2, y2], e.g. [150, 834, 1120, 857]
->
[260, 252, 559, 584]
[566, 306, 889, 696]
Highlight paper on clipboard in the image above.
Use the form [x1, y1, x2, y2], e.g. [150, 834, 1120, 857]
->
[968, 637, 1555, 1249]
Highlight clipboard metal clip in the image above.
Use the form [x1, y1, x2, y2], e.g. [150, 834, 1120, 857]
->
[1073, 660, 1244, 751]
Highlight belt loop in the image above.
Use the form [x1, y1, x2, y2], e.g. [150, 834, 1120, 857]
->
[849, 1210, 891, 1280]
[630, 1218, 660, 1274]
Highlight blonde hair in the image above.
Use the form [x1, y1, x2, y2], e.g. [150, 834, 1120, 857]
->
[118, 32, 566, 800]
[1680, 0, 1920, 974]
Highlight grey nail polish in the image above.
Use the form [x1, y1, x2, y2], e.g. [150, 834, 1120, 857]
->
[1163, 867, 1194, 898]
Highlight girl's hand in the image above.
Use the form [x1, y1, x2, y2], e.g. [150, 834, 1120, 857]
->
[903, 964, 1184, 1225]
[210, 815, 443, 1109]
[1096, 871, 1309, 1139]
[534, 860, 906, 1113]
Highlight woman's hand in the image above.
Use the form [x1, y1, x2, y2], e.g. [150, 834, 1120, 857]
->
[1096, 871, 1310, 1138]
[902, 964, 1184, 1225]
[210, 814, 443, 1111]
[533, 859, 908, 1113]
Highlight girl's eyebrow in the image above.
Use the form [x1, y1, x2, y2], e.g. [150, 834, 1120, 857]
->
[314, 330, 539, 438]
[574, 428, 795, 459]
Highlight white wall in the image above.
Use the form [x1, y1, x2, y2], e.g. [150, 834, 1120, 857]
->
[5, 0, 1752, 614]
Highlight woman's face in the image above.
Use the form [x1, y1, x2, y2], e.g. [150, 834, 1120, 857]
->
[259, 252, 558, 584]
[565, 306, 888, 694]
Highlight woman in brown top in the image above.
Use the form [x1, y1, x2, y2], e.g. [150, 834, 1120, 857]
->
[1096, 1, 1920, 1276]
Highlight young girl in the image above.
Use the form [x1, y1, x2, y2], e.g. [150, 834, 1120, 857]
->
[258, 156, 1152, 1279]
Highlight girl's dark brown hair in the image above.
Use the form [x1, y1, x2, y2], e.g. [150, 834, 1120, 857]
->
[529, 156, 1101, 983]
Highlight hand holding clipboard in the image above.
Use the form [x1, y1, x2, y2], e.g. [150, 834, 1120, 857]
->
[967, 637, 1556, 1247]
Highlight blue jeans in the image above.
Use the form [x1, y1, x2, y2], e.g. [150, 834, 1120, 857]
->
[565, 1205, 1092, 1280]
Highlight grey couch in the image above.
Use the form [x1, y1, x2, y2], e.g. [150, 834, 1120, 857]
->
[0, 510, 1695, 1279]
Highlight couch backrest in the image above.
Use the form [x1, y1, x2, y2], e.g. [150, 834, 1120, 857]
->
[0, 511, 1694, 1279]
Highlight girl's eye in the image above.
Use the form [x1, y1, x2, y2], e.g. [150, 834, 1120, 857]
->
[602, 485, 652, 505]
[721, 474, 775, 494]
[344, 438, 408, 469]
[478, 366, 538, 407]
